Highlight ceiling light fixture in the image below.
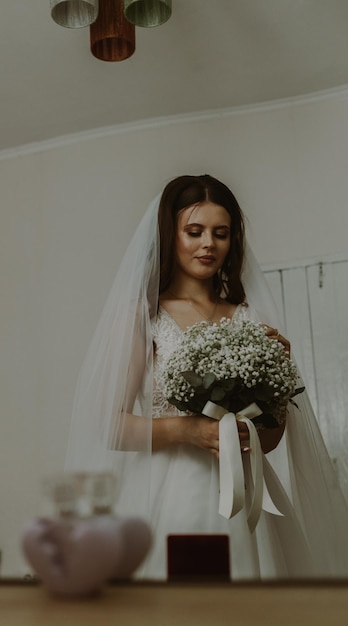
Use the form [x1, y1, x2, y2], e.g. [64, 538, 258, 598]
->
[50, 0, 172, 61]
[50, 0, 99, 29]
[90, 0, 135, 61]
[124, 0, 172, 27]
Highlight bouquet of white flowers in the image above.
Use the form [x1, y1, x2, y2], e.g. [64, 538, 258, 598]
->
[164, 318, 303, 427]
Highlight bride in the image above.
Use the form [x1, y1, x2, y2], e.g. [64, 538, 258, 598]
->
[66, 174, 348, 579]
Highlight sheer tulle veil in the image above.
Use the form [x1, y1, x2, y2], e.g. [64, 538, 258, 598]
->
[65, 189, 348, 577]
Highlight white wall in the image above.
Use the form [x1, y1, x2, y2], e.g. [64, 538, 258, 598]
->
[1, 89, 348, 575]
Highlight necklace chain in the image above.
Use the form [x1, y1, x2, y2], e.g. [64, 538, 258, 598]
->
[168, 290, 218, 324]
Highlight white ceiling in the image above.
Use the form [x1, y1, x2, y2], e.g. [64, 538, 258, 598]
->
[2, 0, 348, 152]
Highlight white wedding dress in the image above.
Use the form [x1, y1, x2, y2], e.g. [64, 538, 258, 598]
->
[126, 304, 318, 580]
[66, 196, 348, 581]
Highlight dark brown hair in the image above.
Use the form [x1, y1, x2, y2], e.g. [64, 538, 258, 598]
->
[158, 174, 246, 303]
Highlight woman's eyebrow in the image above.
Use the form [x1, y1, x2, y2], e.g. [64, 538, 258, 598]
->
[184, 223, 230, 229]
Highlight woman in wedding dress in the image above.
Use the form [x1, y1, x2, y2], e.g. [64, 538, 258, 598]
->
[66, 174, 348, 580]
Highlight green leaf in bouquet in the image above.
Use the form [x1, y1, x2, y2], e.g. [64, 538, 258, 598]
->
[222, 378, 237, 392]
[167, 397, 190, 412]
[181, 371, 203, 388]
[188, 396, 206, 414]
[237, 389, 254, 407]
[203, 372, 216, 390]
[254, 384, 275, 402]
[251, 412, 280, 429]
[291, 386, 305, 398]
[195, 386, 211, 396]
[210, 386, 226, 403]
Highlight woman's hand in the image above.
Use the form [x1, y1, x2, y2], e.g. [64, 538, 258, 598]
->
[184, 414, 285, 457]
[152, 415, 252, 459]
[263, 324, 291, 356]
[185, 415, 255, 459]
[185, 415, 220, 458]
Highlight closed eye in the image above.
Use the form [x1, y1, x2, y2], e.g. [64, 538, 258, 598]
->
[184, 227, 230, 239]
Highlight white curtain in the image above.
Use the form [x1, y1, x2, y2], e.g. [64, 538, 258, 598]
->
[264, 256, 348, 499]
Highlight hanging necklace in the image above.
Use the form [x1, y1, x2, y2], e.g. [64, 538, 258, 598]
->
[168, 290, 219, 325]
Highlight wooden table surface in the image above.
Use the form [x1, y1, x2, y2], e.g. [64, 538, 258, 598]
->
[1, 579, 348, 626]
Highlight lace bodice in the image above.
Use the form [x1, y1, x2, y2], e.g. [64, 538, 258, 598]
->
[151, 304, 250, 418]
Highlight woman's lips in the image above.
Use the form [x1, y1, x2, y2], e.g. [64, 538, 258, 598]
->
[197, 255, 216, 264]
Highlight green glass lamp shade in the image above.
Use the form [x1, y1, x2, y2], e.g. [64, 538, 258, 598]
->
[50, 0, 99, 28]
[124, 0, 172, 27]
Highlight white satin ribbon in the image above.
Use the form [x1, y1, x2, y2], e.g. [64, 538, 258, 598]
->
[202, 401, 283, 532]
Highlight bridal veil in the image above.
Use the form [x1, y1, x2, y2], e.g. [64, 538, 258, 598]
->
[65, 188, 348, 578]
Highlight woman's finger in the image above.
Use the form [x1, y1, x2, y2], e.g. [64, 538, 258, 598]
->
[263, 324, 291, 356]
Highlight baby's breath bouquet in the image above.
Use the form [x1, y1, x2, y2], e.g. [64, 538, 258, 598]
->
[164, 318, 303, 428]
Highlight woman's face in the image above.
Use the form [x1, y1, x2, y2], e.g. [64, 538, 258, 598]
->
[175, 201, 231, 281]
